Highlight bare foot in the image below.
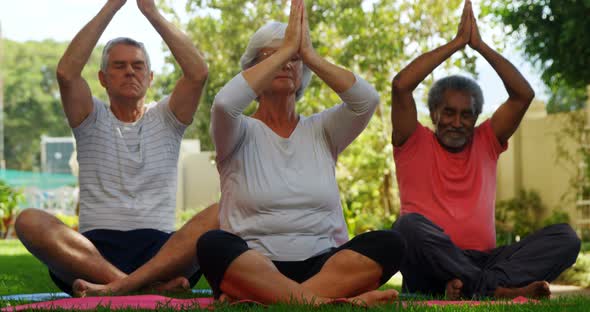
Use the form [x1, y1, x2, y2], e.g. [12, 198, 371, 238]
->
[150, 276, 190, 293]
[218, 293, 262, 307]
[445, 279, 463, 300]
[494, 281, 551, 299]
[218, 293, 235, 303]
[348, 289, 398, 307]
[72, 279, 115, 297]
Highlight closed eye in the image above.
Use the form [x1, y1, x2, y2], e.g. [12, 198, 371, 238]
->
[443, 108, 455, 116]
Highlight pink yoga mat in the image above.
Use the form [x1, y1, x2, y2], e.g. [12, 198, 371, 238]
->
[1, 295, 214, 311]
[1, 295, 534, 311]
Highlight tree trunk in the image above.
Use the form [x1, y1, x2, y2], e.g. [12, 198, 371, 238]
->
[2, 216, 11, 239]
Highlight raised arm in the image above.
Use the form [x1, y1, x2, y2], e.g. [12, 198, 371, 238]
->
[138, 0, 208, 125]
[241, 0, 303, 93]
[299, 3, 378, 154]
[390, 0, 473, 146]
[469, 12, 535, 145]
[299, 2, 355, 93]
[56, 0, 126, 128]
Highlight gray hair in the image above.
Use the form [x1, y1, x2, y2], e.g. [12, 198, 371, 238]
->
[240, 21, 312, 101]
[100, 37, 151, 73]
[428, 75, 483, 115]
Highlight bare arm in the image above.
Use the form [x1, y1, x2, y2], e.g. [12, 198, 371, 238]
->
[469, 14, 535, 145]
[138, 0, 208, 125]
[390, 0, 472, 146]
[56, 0, 126, 128]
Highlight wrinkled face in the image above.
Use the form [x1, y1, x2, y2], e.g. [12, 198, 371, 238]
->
[430, 89, 478, 152]
[99, 44, 153, 101]
[255, 46, 302, 96]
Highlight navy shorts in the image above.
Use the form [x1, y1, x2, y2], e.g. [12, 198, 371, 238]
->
[49, 228, 202, 295]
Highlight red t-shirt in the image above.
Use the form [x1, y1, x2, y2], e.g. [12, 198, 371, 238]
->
[393, 120, 507, 251]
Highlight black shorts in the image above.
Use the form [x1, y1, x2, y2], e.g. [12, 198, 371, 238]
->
[49, 228, 202, 295]
[196, 230, 405, 298]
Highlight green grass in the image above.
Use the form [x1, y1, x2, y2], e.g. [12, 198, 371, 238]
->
[0, 240, 60, 295]
[1, 240, 590, 311]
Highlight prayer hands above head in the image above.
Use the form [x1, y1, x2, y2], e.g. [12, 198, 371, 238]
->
[468, 6, 484, 51]
[454, 0, 472, 48]
[283, 0, 304, 56]
[299, 1, 317, 63]
[137, 0, 158, 15]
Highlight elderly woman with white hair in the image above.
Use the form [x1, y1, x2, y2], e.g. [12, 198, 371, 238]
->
[196, 0, 405, 306]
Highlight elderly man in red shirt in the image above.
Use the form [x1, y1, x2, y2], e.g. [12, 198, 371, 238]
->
[390, 0, 580, 299]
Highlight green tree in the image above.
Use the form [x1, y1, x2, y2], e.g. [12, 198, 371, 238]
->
[545, 79, 588, 113]
[495, 189, 546, 241]
[0, 180, 24, 239]
[1, 39, 105, 170]
[159, 0, 476, 233]
[485, 1, 590, 226]
[485, 0, 590, 113]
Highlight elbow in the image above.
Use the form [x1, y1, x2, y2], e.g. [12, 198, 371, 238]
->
[186, 66, 209, 86]
[391, 74, 410, 94]
[211, 93, 229, 113]
[56, 58, 82, 84]
[391, 75, 413, 107]
[524, 88, 536, 103]
[196, 66, 209, 84]
[512, 87, 535, 107]
[55, 65, 74, 84]
[369, 89, 381, 110]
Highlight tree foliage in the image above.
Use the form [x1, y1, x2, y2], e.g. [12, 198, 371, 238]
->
[0, 179, 24, 239]
[158, 0, 476, 233]
[495, 188, 570, 244]
[1, 39, 105, 170]
[485, 0, 590, 113]
[545, 78, 588, 113]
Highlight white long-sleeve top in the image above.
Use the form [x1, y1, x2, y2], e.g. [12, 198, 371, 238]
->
[210, 73, 379, 261]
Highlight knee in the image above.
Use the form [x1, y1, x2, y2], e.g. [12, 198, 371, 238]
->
[347, 230, 406, 271]
[370, 230, 406, 257]
[196, 230, 227, 258]
[392, 213, 439, 244]
[373, 230, 406, 269]
[392, 213, 428, 232]
[196, 230, 243, 267]
[549, 224, 581, 261]
[14, 208, 44, 239]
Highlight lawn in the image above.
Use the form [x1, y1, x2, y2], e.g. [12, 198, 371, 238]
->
[1, 239, 590, 311]
[0, 240, 60, 295]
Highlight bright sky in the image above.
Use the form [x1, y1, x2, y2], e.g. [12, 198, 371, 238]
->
[0, 0, 547, 114]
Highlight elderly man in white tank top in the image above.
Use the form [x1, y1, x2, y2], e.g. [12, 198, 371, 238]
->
[14, 0, 217, 296]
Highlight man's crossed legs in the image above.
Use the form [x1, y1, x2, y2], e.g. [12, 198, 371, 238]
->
[15, 204, 219, 296]
[393, 213, 580, 299]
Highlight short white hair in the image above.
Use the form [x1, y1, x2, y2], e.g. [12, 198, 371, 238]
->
[101, 37, 151, 73]
[240, 21, 312, 101]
